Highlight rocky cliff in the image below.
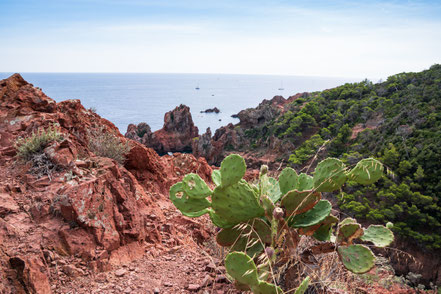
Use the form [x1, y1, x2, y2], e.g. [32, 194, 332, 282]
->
[0, 74, 214, 293]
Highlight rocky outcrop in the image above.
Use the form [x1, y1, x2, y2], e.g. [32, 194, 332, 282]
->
[236, 95, 286, 128]
[0, 74, 213, 293]
[126, 105, 199, 154]
[200, 107, 220, 113]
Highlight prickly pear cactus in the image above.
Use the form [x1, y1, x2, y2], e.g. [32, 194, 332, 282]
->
[169, 154, 390, 293]
[220, 154, 246, 187]
[288, 200, 332, 228]
[313, 158, 347, 192]
[278, 167, 298, 195]
[337, 244, 375, 274]
[346, 158, 383, 185]
[360, 225, 394, 247]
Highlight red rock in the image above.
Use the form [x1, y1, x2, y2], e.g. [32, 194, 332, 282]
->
[0, 193, 19, 217]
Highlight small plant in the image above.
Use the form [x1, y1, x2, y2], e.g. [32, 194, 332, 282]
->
[15, 124, 63, 161]
[87, 126, 131, 164]
[170, 154, 393, 293]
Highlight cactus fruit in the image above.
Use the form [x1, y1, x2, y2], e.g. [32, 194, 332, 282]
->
[281, 190, 321, 217]
[386, 222, 394, 229]
[278, 167, 298, 195]
[212, 169, 221, 186]
[313, 158, 347, 192]
[346, 158, 384, 185]
[212, 181, 265, 226]
[182, 173, 212, 198]
[220, 154, 247, 187]
[169, 182, 211, 217]
[297, 173, 314, 191]
[337, 222, 364, 245]
[289, 200, 332, 228]
[360, 225, 394, 247]
[294, 276, 310, 294]
[337, 244, 375, 274]
[225, 252, 259, 286]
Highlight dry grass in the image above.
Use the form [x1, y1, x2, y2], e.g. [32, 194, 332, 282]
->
[87, 126, 131, 164]
[15, 124, 63, 161]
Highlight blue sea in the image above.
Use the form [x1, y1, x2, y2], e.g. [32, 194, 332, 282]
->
[0, 73, 356, 133]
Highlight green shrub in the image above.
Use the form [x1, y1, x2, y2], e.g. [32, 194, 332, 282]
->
[15, 125, 63, 161]
[87, 126, 130, 164]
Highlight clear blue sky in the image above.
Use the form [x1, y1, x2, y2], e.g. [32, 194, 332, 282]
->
[1, 0, 440, 78]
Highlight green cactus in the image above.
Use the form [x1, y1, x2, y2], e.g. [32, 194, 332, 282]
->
[289, 200, 332, 228]
[360, 225, 394, 247]
[225, 252, 282, 294]
[281, 190, 321, 217]
[312, 215, 338, 241]
[337, 222, 363, 245]
[346, 158, 384, 185]
[297, 173, 314, 191]
[211, 181, 265, 227]
[278, 167, 298, 195]
[212, 169, 221, 186]
[313, 158, 347, 192]
[182, 173, 212, 198]
[386, 222, 394, 229]
[294, 276, 310, 294]
[168, 154, 391, 293]
[169, 182, 211, 217]
[337, 244, 375, 274]
[260, 174, 282, 203]
[220, 154, 247, 187]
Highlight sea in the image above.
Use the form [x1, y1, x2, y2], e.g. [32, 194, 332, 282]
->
[0, 73, 357, 133]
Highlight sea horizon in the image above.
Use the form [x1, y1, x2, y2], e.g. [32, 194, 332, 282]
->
[0, 72, 359, 133]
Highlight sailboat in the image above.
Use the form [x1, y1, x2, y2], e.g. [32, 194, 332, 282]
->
[278, 81, 284, 91]
[195, 83, 200, 90]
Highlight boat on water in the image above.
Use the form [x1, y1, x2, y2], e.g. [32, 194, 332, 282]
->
[278, 80, 284, 91]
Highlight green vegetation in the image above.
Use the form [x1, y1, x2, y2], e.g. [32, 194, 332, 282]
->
[15, 124, 63, 160]
[87, 126, 131, 164]
[170, 154, 392, 293]
[249, 64, 441, 249]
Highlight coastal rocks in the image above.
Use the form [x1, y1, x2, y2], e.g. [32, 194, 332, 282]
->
[0, 74, 214, 293]
[236, 95, 285, 128]
[125, 105, 199, 154]
[200, 107, 220, 113]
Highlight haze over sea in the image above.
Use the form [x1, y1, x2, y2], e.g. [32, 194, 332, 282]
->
[0, 73, 357, 133]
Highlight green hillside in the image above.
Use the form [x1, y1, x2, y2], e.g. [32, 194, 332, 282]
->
[251, 64, 441, 249]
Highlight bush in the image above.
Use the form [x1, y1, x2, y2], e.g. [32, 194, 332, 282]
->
[15, 125, 63, 161]
[87, 126, 130, 164]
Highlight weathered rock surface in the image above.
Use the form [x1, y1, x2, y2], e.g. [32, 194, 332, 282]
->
[0, 74, 214, 293]
[126, 105, 199, 155]
[200, 107, 220, 113]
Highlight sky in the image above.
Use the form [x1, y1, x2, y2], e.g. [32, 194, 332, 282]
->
[1, 0, 440, 79]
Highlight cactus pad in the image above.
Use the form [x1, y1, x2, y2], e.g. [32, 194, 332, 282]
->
[212, 169, 221, 186]
[311, 215, 338, 241]
[313, 158, 347, 192]
[281, 190, 321, 217]
[279, 167, 298, 195]
[289, 199, 332, 228]
[169, 182, 211, 217]
[225, 252, 259, 286]
[216, 218, 271, 247]
[212, 181, 265, 226]
[297, 173, 314, 191]
[294, 276, 310, 294]
[337, 223, 363, 245]
[261, 175, 282, 203]
[220, 154, 246, 187]
[360, 225, 394, 247]
[182, 173, 212, 198]
[347, 158, 383, 185]
[252, 281, 283, 294]
[338, 244, 375, 274]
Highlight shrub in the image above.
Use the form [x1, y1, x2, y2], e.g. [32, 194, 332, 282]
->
[170, 154, 393, 293]
[15, 125, 63, 161]
[87, 126, 130, 164]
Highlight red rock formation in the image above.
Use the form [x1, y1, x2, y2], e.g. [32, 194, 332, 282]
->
[126, 105, 199, 154]
[0, 74, 213, 293]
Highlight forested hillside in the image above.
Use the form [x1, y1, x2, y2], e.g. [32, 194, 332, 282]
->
[249, 64, 441, 249]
